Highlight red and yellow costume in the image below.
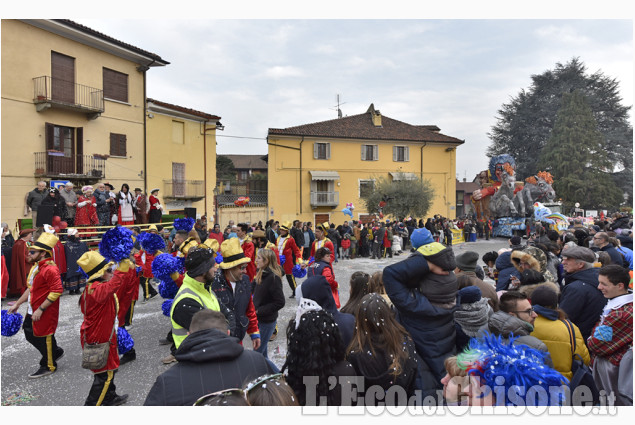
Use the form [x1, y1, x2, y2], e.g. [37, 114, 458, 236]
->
[114, 260, 140, 327]
[310, 237, 335, 267]
[75, 195, 99, 237]
[28, 258, 63, 336]
[239, 236, 257, 281]
[277, 234, 303, 276]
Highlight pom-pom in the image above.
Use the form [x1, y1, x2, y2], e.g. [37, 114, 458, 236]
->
[135, 266, 143, 275]
[140, 232, 165, 254]
[1, 310, 24, 337]
[99, 227, 134, 262]
[309, 256, 315, 264]
[215, 252, 223, 264]
[151, 253, 180, 281]
[176, 256, 186, 273]
[158, 279, 179, 299]
[173, 217, 195, 232]
[292, 264, 306, 278]
[161, 299, 174, 317]
[117, 327, 134, 355]
[77, 266, 90, 281]
[279, 254, 286, 266]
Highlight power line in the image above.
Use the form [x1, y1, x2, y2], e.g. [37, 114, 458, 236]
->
[216, 135, 266, 140]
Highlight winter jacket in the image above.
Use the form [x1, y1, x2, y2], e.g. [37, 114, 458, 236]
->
[144, 328, 274, 406]
[495, 250, 521, 291]
[415, 243, 457, 305]
[382, 253, 456, 392]
[26, 187, 47, 212]
[617, 246, 633, 270]
[610, 216, 630, 231]
[530, 306, 590, 380]
[64, 238, 89, 279]
[299, 275, 355, 347]
[511, 246, 557, 284]
[252, 269, 285, 324]
[488, 310, 554, 368]
[559, 267, 606, 342]
[306, 260, 340, 308]
[598, 243, 627, 268]
[456, 271, 499, 312]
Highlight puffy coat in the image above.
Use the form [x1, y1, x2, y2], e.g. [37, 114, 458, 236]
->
[416, 242, 457, 305]
[252, 269, 285, 324]
[383, 253, 456, 392]
[530, 306, 590, 380]
[558, 267, 606, 342]
[495, 250, 521, 291]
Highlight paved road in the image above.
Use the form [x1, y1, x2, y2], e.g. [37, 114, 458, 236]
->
[1, 238, 509, 406]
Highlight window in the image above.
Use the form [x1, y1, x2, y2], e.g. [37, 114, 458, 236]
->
[393, 145, 409, 162]
[110, 133, 127, 157]
[172, 121, 184, 144]
[361, 145, 378, 161]
[359, 180, 375, 198]
[314, 142, 330, 160]
[239, 170, 249, 181]
[103, 68, 128, 102]
[173, 162, 186, 197]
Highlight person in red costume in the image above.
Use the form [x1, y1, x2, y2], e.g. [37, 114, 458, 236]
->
[77, 251, 129, 406]
[8, 228, 35, 297]
[75, 186, 99, 239]
[236, 223, 256, 281]
[276, 221, 305, 298]
[251, 229, 280, 266]
[134, 226, 160, 301]
[1, 256, 8, 298]
[8, 232, 64, 379]
[148, 188, 163, 224]
[306, 247, 340, 308]
[310, 222, 335, 267]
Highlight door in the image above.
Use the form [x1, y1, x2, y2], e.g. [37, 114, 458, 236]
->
[45, 123, 75, 174]
[314, 213, 330, 228]
[172, 163, 186, 197]
[51, 52, 75, 104]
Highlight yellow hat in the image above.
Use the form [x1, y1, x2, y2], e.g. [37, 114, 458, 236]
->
[148, 224, 158, 233]
[219, 238, 251, 270]
[317, 222, 330, 233]
[31, 232, 59, 253]
[202, 238, 219, 253]
[280, 221, 292, 231]
[180, 237, 200, 256]
[77, 251, 114, 282]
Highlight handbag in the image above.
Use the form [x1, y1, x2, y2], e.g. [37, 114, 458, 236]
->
[562, 319, 600, 405]
[81, 290, 117, 370]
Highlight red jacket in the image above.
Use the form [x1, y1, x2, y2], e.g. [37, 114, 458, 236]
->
[310, 238, 335, 267]
[276, 235, 303, 275]
[134, 250, 160, 278]
[80, 274, 123, 373]
[28, 259, 63, 336]
[114, 261, 140, 324]
[341, 239, 351, 249]
[208, 230, 224, 246]
[240, 239, 256, 281]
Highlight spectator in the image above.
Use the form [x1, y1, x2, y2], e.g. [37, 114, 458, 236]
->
[38, 188, 65, 225]
[301, 223, 313, 260]
[454, 285, 492, 352]
[495, 248, 521, 292]
[481, 251, 498, 283]
[610, 236, 633, 271]
[75, 186, 99, 238]
[455, 251, 499, 312]
[592, 232, 627, 268]
[59, 183, 78, 226]
[516, 268, 560, 300]
[26, 181, 48, 227]
[252, 249, 285, 359]
[290, 220, 305, 255]
[117, 184, 135, 226]
[341, 234, 351, 259]
[588, 265, 633, 406]
[339, 271, 370, 315]
[93, 183, 111, 227]
[208, 223, 224, 245]
[63, 228, 88, 295]
[306, 247, 340, 308]
[367, 270, 392, 308]
[145, 310, 274, 406]
[148, 188, 163, 223]
[133, 188, 149, 224]
[244, 373, 299, 406]
[7, 228, 35, 297]
[510, 245, 557, 284]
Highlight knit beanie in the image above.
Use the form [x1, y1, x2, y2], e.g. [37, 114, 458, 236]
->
[457, 286, 481, 304]
[456, 251, 479, 272]
[411, 228, 434, 249]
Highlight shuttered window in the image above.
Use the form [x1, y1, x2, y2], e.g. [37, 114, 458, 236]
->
[361, 145, 378, 161]
[103, 68, 128, 102]
[314, 142, 330, 160]
[359, 179, 375, 198]
[110, 133, 127, 157]
[393, 145, 409, 162]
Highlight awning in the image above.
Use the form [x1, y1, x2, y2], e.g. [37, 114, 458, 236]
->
[389, 172, 418, 181]
[310, 171, 340, 181]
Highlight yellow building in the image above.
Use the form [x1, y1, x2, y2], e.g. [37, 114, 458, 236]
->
[146, 98, 221, 221]
[267, 104, 464, 225]
[1, 19, 168, 229]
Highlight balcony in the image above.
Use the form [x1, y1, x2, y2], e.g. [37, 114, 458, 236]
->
[33, 76, 104, 119]
[34, 152, 106, 180]
[216, 193, 268, 206]
[163, 180, 205, 201]
[310, 191, 339, 207]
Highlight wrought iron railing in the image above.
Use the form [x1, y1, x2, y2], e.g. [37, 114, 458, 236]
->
[34, 152, 106, 178]
[33, 76, 104, 114]
[163, 180, 205, 199]
[310, 191, 339, 206]
[216, 193, 268, 206]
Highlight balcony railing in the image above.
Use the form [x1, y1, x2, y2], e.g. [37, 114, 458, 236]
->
[216, 193, 268, 206]
[310, 191, 339, 207]
[33, 76, 104, 117]
[163, 180, 205, 200]
[34, 152, 106, 179]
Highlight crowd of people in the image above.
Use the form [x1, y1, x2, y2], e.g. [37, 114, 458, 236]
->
[1, 207, 632, 408]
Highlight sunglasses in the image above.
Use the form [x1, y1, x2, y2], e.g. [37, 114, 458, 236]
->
[513, 307, 535, 315]
[193, 374, 284, 406]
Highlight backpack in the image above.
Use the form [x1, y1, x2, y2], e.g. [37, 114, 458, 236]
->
[562, 319, 600, 406]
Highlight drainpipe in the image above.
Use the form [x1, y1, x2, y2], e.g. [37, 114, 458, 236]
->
[299, 136, 304, 214]
[139, 59, 155, 193]
[420, 142, 427, 179]
[203, 120, 209, 218]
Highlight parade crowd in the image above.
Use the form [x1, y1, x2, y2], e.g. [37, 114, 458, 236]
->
[1, 203, 633, 408]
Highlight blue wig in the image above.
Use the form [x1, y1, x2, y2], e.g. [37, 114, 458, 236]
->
[488, 154, 516, 182]
[99, 226, 134, 263]
[173, 217, 195, 232]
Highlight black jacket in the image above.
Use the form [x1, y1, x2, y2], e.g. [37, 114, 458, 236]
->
[598, 243, 626, 268]
[211, 271, 255, 341]
[252, 269, 285, 324]
[290, 226, 305, 249]
[559, 267, 606, 341]
[144, 328, 273, 406]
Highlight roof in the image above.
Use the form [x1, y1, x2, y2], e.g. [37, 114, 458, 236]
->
[223, 155, 268, 170]
[147, 98, 221, 121]
[268, 104, 464, 145]
[456, 180, 480, 193]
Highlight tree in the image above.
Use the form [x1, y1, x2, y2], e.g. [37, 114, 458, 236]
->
[216, 155, 236, 183]
[360, 175, 436, 220]
[538, 90, 623, 210]
[487, 58, 632, 203]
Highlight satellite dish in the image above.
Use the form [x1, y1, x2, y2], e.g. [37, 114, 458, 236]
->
[575, 202, 580, 208]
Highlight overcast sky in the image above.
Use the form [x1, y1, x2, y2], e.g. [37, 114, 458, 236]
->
[13, 3, 634, 182]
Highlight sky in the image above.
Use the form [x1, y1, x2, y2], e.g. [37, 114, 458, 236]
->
[6, 2, 634, 183]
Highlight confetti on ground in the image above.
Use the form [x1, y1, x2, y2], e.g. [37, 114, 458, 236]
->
[2, 391, 38, 406]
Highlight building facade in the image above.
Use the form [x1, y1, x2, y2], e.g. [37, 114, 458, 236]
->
[1, 19, 168, 228]
[146, 98, 221, 220]
[267, 104, 464, 225]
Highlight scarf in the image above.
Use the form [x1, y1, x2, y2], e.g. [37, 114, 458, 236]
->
[453, 297, 491, 336]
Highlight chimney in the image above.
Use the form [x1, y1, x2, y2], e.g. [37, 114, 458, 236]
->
[366, 103, 382, 127]
[463, 178, 466, 182]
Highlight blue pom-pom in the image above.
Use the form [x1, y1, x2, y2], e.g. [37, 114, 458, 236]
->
[158, 279, 179, 299]
[117, 327, 134, 355]
[309, 256, 315, 264]
[292, 264, 306, 278]
[77, 266, 90, 281]
[161, 299, 174, 317]
[99, 227, 134, 262]
[140, 232, 165, 254]
[173, 217, 195, 232]
[176, 256, 186, 273]
[151, 253, 179, 281]
[135, 266, 143, 275]
[215, 252, 223, 264]
[1, 310, 24, 337]
[279, 254, 286, 265]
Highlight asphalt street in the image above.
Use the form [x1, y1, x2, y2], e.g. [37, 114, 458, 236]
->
[1, 237, 509, 407]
